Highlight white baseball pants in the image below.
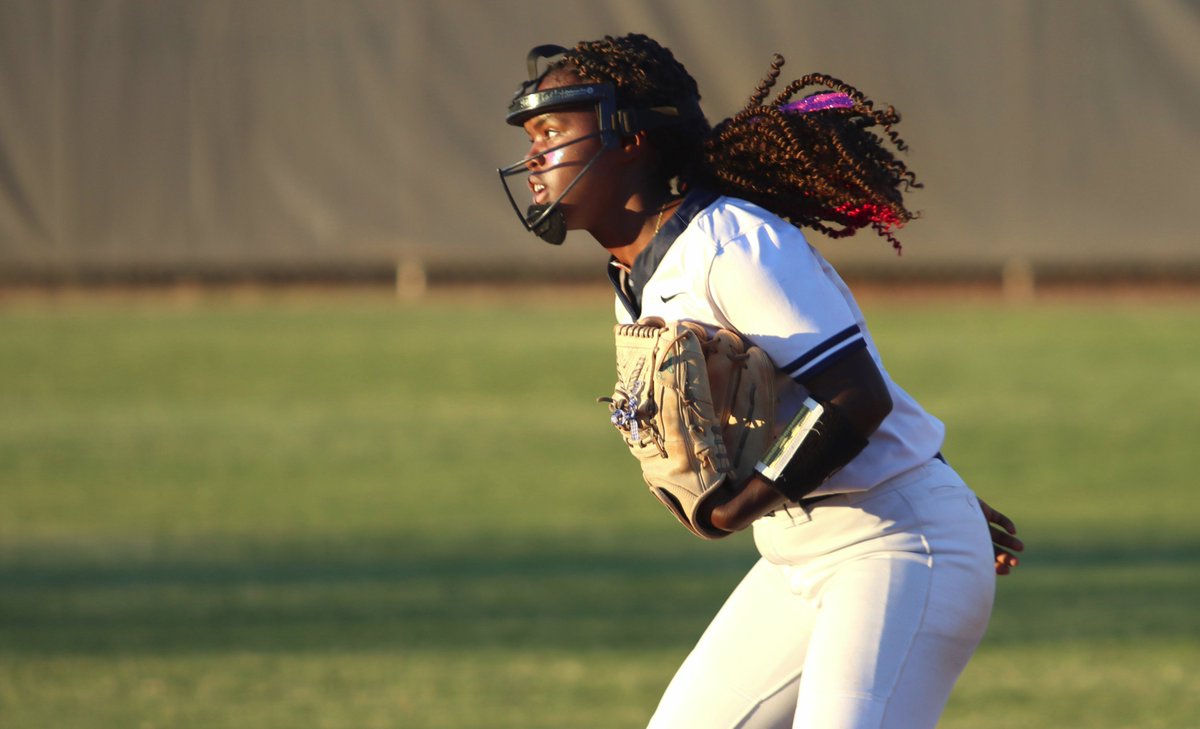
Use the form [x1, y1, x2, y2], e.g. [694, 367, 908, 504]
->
[647, 459, 996, 729]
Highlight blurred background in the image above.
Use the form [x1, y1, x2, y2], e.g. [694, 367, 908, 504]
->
[2, 3, 1198, 729]
[1, 0, 1197, 289]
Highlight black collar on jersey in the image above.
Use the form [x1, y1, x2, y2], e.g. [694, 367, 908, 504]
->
[608, 187, 722, 320]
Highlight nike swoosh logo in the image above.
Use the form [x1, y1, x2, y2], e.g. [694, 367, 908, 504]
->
[660, 292, 685, 303]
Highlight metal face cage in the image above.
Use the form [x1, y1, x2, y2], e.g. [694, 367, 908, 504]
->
[497, 44, 704, 244]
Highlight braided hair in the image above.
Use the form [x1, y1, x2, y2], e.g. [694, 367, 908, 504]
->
[560, 33, 921, 252]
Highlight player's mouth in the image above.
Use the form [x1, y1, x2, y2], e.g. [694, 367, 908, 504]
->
[529, 178, 549, 205]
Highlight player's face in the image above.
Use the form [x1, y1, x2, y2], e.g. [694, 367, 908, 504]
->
[520, 107, 606, 213]
[515, 71, 626, 234]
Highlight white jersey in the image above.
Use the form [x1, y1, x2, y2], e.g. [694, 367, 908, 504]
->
[609, 190, 945, 496]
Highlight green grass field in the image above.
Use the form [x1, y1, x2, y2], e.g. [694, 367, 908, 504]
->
[1, 291, 1198, 728]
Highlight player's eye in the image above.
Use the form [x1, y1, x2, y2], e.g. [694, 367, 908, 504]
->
[527, 128, 559, 144]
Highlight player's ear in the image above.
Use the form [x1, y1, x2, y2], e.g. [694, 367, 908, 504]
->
[620, 131, 652, 163]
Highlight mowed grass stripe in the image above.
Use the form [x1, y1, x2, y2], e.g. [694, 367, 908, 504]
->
[1, 296, 1197, 728]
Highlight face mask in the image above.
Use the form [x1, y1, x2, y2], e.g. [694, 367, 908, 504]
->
[498, 45, 703, 245]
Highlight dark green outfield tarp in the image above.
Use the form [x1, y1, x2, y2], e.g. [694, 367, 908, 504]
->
[1, 0, 1197, 280]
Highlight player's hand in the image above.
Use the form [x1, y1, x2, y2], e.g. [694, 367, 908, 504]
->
[978, 497, 1024, 575]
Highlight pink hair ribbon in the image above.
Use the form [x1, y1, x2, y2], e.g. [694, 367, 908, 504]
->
[780, 92, 855, 114]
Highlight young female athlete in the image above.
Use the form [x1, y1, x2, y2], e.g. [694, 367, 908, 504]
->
[497, 33, 1023, 729]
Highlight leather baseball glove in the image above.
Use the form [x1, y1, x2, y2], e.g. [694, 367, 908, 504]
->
[603, 318, 776, 539]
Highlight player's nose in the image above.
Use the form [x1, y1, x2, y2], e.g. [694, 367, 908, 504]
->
[524, 142, 546, 170]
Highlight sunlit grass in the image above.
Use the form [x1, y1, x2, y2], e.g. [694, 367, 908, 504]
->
[1, 293, 1197, 727]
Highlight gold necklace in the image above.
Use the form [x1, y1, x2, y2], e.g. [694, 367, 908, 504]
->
[655, 196, 677, 235]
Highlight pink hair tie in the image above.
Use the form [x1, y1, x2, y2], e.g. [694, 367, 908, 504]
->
[780, 92, 854, 114]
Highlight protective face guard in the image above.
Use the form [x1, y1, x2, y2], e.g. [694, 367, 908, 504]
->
[499, 76, 622, 245]
[498, 45, 703, 245]
[498, 127, 618, 245]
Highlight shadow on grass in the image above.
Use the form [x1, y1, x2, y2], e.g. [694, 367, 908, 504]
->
[2, 536, 1196, 657]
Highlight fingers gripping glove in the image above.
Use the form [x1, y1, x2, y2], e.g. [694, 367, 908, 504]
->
[604, 318, 775, 540]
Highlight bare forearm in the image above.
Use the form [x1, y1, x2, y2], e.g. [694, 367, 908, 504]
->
[709, 477, 786, 533]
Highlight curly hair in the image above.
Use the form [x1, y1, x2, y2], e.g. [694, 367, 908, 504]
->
[558, 33, 921, 252]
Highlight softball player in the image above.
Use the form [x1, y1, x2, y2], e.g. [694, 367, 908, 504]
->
[498, 34, 1022, 728]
